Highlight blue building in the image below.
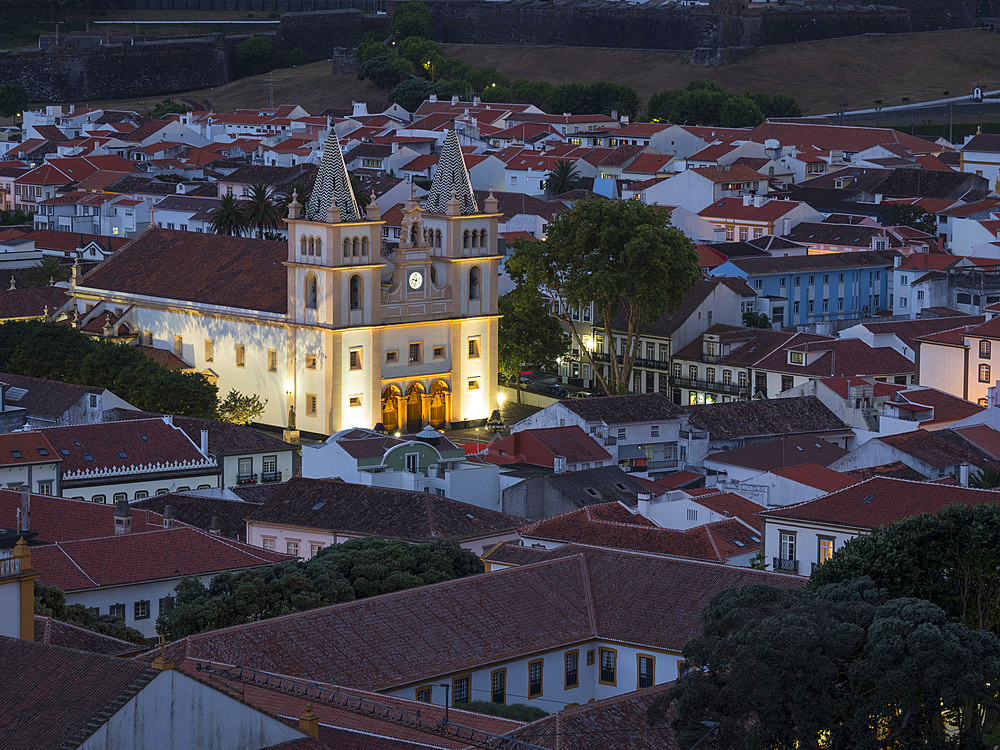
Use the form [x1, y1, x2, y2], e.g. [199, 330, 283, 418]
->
[711, 249, 898, 327]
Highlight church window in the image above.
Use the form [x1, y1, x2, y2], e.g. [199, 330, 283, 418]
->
[306, 355, 317, 370]
[349, 348, 363, 371]
[430, 265, 437, 284]
[305, 274, 318, 310]
[463, 230, 470, 249]
[361, 236, 369, 256]
[468, 377, 480, 391]
[343, 238, 351, 257]
[204, 340, 214, 362]
[434, 230, 442, 248]
[409, 343, 422, 363]
[469, 266, 481, 301]
[236, 345, 246, 368]
[385, 351, 398, 364]
[306, 394, 317, 416]
[349, 394, 362, 408]
[349, 275, 362, 310]
[173, 335, 183, 357]
[480, 229, 487, 248]
[314, 237, 322, 255]
[300, 236, 307, 255]
[433, 345, 446, 359]
[307, 237, 315, 256]
[468, 337, 480, 359]
[471, 230, 478, 248]
[267, 350, 278, 373]
[353, 237, 360, 256]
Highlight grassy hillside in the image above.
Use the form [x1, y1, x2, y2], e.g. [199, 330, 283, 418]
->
[43, 28, 1000, 118]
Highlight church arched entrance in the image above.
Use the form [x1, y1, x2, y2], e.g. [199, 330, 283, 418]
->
[429, 380, 450, 429]
[405, 382, 425, 433]
[381, 384, 402, 433]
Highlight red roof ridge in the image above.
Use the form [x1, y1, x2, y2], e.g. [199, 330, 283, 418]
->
[576, 550, 600, 638]
[48, 543, 99, 587]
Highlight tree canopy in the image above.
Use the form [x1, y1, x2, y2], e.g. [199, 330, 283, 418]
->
[884, 203, 937, 236]
[235, 36, 280, 76]
[507, 198, 699, 395]
[217, 389, 267, 425]
[498, 285, 569, 403]
[646, 80, 802, 127]
[209, 194, 249, 237]
[357, 55, 413, 90]
[543, 160, 582, 197]
[158, 536, 484, 639]
[810, 502, 1000, 635]
[391, 0, 434, 41]
[0, 82, 29, 119]
[0, 320, 218, 418]
[651, 579, 1000, 749]
[35, 579, 147, 645]
[151, 99, 191, 118]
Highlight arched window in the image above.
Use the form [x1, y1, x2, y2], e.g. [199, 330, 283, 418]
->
[350, 275, 361, 311]
[980, 363, 992, 383]
[314, 237, 322, 256]
[471, 230, 478, 248]
[463, 230, 470, 249]
[361, 237, 369, 256]
[305, 274, 318, 310]
[434, 230, 442, 248]
[469, 266, 480, 301]
[480, 229, 488, 248]
[352, 237, 360, 256]
[300, 235, 307, 255]
[430, 264, 437, 284]
[410, 224, 419, 246]
[307, 237, 315, 256]
[343, 238, 351, 257]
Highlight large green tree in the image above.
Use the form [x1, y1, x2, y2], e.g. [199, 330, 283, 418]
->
[507, 198, 699, 395]
[542, 160, 582, 197]
[241, 182, 281, 239]
[209, 194, 249, 237]
[498, 286, 569, 403]
[158, 536, 484, 639]
[35, 580, 146, 645]
[0, 82, 29, 118]
[0, 320, 218, 418]
[810, 502, 1000, 634]
[390, 0, 433, 41]
[651, 580, 1000, 749]
[884, 203, 937, 236]
[357, 55, 413, 90]
[235, 36, 280, 76]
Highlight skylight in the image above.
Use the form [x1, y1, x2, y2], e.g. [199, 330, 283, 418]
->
[117, 451, 128, 459]
[862, 494, 874, 503]
[83, 454, 93, 462]
[140, 434, 149, 441]
[10, 450, 21, 458]
[37, 447, 48, 456]
[311, 501, 326, 511]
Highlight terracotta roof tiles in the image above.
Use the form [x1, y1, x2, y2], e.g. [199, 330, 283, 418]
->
[706, 436, 847, 472]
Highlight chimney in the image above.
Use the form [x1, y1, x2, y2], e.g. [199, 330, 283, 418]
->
[753, 195, 764, 208]
[209, 516, 221, 535]
[19, 487, 29, 533]
[960, 462, 971, 487]
[162, 504, 174, 529]
[451, 95, 459, 105]
[782, 217, 792, 236]
[874, 193, 883, 204]
[473, 96, 481, 106]
[637, 491, 652, 519]
[742, 194, 752, 207]
[113, 500, 132, 535]
[428, 93, 437, 103]
[200, 429, 208, 456]
[299, 706, 319, 738]
[553, 455, 567, 473]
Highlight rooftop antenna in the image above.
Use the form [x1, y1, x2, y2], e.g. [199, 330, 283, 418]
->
[264, 71, 277, 111]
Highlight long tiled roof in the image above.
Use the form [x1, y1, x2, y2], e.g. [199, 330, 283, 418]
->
[0, 432, 58, 467]
[890, 387, 983, 424]
[706, 436, 847, 472]
[33, 616, 138, 656]
[875, 428, 999, 471]
[683, 396, 848, 441]
[558, 392, 681, 424]
[154, 546, 802, 692]
[0, 637, 157, 749]
[518, 502, 759, 562]
[242, 477, 523, 542]
[79, 228, 287, 314]
[0, 372, 106, 422]
[32, 525, 289, 592]
[769, 463, 857, 492]
[132, 493, 262, 541]
[720, 248, 898, 275]
[761, 476, 1000, 529]
[0, 491, 166, 542]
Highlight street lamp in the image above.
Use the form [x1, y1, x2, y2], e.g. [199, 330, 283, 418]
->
[688, 721, 720, 750]
[438, 683, 451, 725]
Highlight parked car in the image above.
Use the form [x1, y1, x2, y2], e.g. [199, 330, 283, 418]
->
[541, 384, 568, 398]
[569, 391, 595, 399]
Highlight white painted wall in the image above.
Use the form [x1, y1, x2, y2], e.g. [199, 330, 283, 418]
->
[0, 568, 21, 638]
[763, 516, 858, 576]
[916, 341, 969, 401]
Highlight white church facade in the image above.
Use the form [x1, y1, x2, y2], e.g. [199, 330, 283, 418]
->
[61, 130, 500, 436]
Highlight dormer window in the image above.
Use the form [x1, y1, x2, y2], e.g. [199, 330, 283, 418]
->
[789, 351, 804, 365]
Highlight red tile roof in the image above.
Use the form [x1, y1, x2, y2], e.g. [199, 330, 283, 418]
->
[485, 425, 610, 466]
[519, 502, 759, 562]
[706, 436, 847, 472]
[32, 525, 289, 592]
[79, 228, 287, 313]
[0, 432, 59, 467]
[698, 197, 804, 222]
[876, 428, 997, 470]
[748, 122, 935, 155]
[691, 164, 765, 183]
[761, 476, 1000, 529]
[0, 491, 165, 542]
[954, 424, 1000, 460]
[21, 229, 128, 254]
[157, 547, 802, 691]
[0, 286, 68, 320]
[689, 491, 766, 530]
[769, 463, 857, 492]
[33, 616, 138, 656]
[40, 418, 212, 477]
[843, 461, 927, 481]
[890, 387, 983, 424]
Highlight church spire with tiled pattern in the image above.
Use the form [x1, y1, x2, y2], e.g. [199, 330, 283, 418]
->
[425, 129, 478, 215]
[306, 128, 360, 223]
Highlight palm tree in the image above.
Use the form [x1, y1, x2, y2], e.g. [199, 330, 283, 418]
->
[241, 183, 281, 239]
[350, 175, 371, 212]
[209, 194, 249, 237]
[280, 179, 311, 217]
[543, 160, 582, 197]
[25, 256, 69, 287]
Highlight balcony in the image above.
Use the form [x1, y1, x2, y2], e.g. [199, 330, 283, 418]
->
[261, 470, 282, 483]
[236, 472, 258, 485]
[0, 555, 21, 580]
[633, 357, 671, 370]
[647, 458, 679, 471]
[772, 557, 799, 573]
[669, 375, 750, 398]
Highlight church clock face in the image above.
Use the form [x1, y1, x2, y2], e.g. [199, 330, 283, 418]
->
[408, 271, 423, 290]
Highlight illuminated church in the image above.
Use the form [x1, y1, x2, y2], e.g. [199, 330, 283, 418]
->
[65, 130, 501, 434]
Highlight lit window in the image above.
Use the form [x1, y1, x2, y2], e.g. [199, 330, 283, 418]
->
[468, 337, 480, 359]
[306, 355, 317, 370]
[286, 540, 299, 557]
[236, 345, 246, 368]
[204, 340, 214, 362]
[349, 348, 362, 371]
[818, 537, 835, 564]
[306, 393, 317, 416]
[349, 394, 362, 408]
[267, 349, 278, 373]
